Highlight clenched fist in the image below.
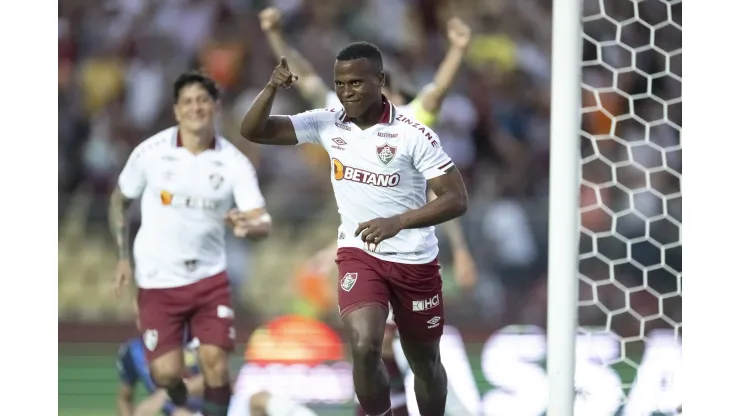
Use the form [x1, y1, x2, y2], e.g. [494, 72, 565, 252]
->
[259, 7, 282, 33]
[269, 56, 298, 89]
[447, 17, 472, 49]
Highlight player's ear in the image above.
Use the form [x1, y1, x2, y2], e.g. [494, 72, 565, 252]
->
[378, 71, 386, 87]
[173, 104, 182, 123]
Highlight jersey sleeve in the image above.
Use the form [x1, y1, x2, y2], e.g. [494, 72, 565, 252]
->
[411, 128, 455, 180]
[287, 110, 324, 146]
[116, 342, 138, 386]
[118, 143, 149, 198]
[231, 152, 266, 211]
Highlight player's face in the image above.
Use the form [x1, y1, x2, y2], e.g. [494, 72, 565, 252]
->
[334, 58, 384, 118]
[174, 83, 218, 133]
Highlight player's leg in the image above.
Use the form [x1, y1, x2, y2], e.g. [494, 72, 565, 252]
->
[137, 287, 190, 407]
[248, 391, 318, 416]
[336, 248, 393, 416]
[389, 260, 447, 416]
[191, 272, 235, 416]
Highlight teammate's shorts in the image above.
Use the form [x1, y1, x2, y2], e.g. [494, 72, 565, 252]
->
[336, 247, 444, 342]
[137, 272, 235, 361]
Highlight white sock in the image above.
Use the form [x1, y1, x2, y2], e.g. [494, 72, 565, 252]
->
[265, 395, 318, 416]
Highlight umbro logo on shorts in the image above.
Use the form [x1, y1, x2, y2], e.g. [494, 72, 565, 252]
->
[427, 316, 441, 329]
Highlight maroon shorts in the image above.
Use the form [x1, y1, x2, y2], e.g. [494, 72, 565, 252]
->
[137, 272, 235, 361]
[336, 248, 444, 342]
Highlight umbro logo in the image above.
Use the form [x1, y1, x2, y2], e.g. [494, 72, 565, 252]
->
[331, 137, 347, 151]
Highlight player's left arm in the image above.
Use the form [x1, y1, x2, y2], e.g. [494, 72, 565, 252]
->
[356, 133, 468, 245]
[228, 151, 272, 240]
[416, 17, 471, 117]
[399, 167, 468, 229]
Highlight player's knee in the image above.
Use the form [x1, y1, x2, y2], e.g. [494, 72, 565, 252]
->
[198, 345, 229, 383]
[402, 341, 443, 381]
[149, 358, 184, 387]
[349, 330, 383, 368]
[249, 391, 271, 416]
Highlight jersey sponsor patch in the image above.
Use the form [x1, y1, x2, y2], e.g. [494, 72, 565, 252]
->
[332, 158, 400, 187]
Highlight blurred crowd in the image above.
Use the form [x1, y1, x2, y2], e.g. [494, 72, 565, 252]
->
[58, 0, 681, 334]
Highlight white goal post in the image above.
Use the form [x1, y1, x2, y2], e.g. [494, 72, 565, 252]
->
[547, 0, 682, 415]
[546, 0, 583, 415]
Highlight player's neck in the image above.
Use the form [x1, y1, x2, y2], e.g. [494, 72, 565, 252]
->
[179, 128, 215, 154]
[352, 101, 386, 130]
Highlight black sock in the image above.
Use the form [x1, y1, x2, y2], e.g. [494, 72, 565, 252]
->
[166, 379, 189, 407]
[202, 385, 232, 416]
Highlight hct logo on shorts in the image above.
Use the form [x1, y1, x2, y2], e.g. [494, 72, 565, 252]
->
[340, 272, 358, 292]
[143, 329, 158, 351]
[412, 294, 440, 312]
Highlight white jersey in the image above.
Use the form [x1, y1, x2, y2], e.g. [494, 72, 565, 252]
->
[287, 100, 455, 264]
[118, 127, 266, 289]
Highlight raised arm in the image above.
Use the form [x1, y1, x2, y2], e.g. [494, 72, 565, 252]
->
[417, 17, 472, 115]
[239, 58, 300, 146]
[259, 7, 330, 108]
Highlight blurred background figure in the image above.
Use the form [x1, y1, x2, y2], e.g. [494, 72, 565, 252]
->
[59, 0, 681, 415]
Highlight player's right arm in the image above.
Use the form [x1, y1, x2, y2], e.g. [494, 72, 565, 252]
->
[116, 343, 138, 416]
[259, 7, 330, 108]
[110, 142, 150, 295]
[240, 58, 324, 147]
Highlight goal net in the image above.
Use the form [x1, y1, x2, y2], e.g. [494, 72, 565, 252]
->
[576, 0, 682, 414]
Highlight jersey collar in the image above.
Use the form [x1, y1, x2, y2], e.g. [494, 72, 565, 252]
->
[174, 129, 218, 150]
[338, 95, 396, 125]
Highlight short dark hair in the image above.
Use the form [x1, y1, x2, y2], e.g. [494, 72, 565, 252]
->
[336, 42, 384, 69]
[173, 71, 220, 102]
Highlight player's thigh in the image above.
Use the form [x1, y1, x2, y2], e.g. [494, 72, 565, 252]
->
[137, 287, 189, 363]
[388, 259, 445, 343]
[190, 272, 235, 352]
[335, 247, 392, 318]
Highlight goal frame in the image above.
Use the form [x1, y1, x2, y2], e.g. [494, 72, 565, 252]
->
[546, 0, 584, 415]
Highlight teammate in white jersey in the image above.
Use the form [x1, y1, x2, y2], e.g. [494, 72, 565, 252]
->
[240, 43, 468, 416]
[108, 71, 272, 416]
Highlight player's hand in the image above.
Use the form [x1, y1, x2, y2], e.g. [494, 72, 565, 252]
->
[447, 17, 472, 49]
[355, 216, 403, 250]
[452, 249, 478, 291]
[259, 7, 282, 33]
[225, 209, 250, 237]
[269, 57, 298, 89]
[225, 209, 271, 239]
[113, 259, 133, 298]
